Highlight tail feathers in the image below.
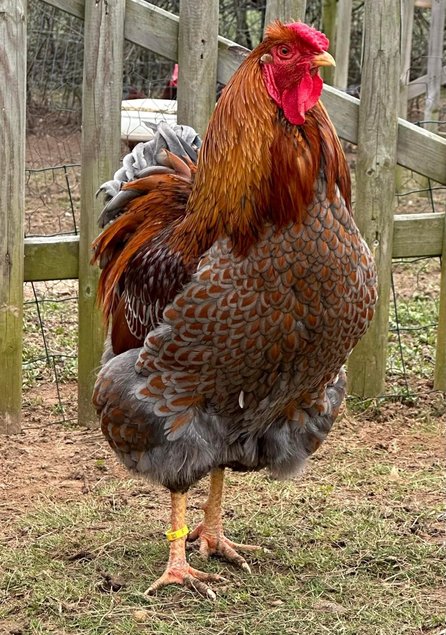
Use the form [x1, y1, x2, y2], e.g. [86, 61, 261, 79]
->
[96, 122, 201, 227]
[299, 369, 347, 456]
[267, 370, 347, 479]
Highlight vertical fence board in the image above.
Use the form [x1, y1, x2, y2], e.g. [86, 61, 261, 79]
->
[348, 0, 400, 398]
[399, 0, 415, 117]
[264, 0, 307, 27]
[177, 0, 219, 137]
[416, 1, 445, 193]
[334, 0, 352, 90]
[321, 0, 337, 85]
[429, 0, 446, 376]
[0, 0, 26, 434]
[434, 217, 446, 390]
[424, 0, 445, 129]
[396, 0, 415, 192]
[78, 0, 125, 427]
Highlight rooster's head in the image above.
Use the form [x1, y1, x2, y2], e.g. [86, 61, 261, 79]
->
[259, 21, 335, 126]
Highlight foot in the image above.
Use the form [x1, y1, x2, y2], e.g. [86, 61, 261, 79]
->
[187, 521, 261, 573]
[144, 561, 226, 600]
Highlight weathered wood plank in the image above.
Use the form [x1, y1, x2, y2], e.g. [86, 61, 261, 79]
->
[43, 0, 84, 18]
[395, 0, 415, 192]
[407, 66, 446, 100]
[334, 0, 352, 91]
[321, 0, 337, 85]
[125, 0, 178, 62]
[177, 0, 218, 136]
[0, 0, 26, 434]
[22, 213, 446, 284]
[424, 0, 445, 129]
[264, 0, 307, 26]
[429, 1, 445, 391]
[348, 0, 400, 398]
[24, 236, 79, 281]
[434, 214, 446, 390]
[393, 213, 444, 258]
[400, 0, 415, 117]
[40, 0, 446, 185]
[322, 85, 446, 185]
[321, 85, 359, 142]
[78, 0, 125, 427]
[396, 118, 446, 185]
[396, 0, 415, 193]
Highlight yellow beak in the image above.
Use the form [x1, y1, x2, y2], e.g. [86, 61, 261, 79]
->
[312, 51, 336, 68]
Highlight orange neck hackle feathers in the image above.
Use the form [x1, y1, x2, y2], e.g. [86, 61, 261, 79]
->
[170, 21, 350, 260]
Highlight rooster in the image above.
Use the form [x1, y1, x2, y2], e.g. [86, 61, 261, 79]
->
[92, 21, 377, 598]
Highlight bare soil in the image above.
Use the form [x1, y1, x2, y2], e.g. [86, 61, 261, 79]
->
[1, 382, 443, 530]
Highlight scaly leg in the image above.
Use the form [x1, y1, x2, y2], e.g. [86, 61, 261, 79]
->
[188, 468, 260, 573]
[145, 491, 225, 599]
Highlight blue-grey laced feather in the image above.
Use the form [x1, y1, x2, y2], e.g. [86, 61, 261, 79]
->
[96, 122, 201, 228]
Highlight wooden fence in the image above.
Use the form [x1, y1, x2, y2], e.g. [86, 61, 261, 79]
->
[1, 0, 446, 433]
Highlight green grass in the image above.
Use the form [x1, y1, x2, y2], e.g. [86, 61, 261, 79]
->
[1, 416, 444, 635]
[23, 282, 78, 388]
[387, 259, 440, 388]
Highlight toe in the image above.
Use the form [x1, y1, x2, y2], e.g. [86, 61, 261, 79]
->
[189, 567, 227, 583]
[217, 540, 250, 570]
[187, 522, 203, 543]
[183, 574, 217, 600]
[144, 564, 225, 598]
[227, 539, 262, 552]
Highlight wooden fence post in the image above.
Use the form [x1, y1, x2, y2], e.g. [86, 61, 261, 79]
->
[399, 0, 415, 117]
[434, 216, 446, 390]
[321, 0, 337, 85]
[347, 0, 400, 398]
[177, 0, 219, 137]
[0, 0, 26, 434]
[396, 0, 415, 193]
[334, 0, 353, 91]
[416, 0, 445, 193]
[78, 0, 125, 427]
[264, 0, 307, 27]
[424, 0, 445, 130]
[430, 1, 446, 388]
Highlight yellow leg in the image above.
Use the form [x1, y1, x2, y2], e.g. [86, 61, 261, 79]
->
[188, 468, 260, 572]
[145, 491, 225, 599]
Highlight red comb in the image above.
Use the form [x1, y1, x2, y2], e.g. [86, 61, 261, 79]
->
[286, 22, 329, 52]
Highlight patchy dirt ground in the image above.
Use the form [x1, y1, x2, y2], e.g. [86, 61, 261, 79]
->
[0, 385, 444, 635]
[1, 382, 443, 540]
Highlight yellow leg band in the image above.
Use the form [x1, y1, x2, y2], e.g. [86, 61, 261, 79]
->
[165, 525, 189, 541]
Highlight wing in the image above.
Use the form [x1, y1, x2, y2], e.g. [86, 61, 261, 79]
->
[92, 124, 202, 354]
[133, 181, 376, 437]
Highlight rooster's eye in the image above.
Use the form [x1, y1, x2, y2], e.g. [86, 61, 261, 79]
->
[278, 46, 291, 58]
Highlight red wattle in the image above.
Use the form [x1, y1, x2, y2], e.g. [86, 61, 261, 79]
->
[282, 73, 323, 126]
[262, 65, 324, 126]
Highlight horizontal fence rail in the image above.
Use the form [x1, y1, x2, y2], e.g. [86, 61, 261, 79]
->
[23, 212, 446, 283]
[41, 0, 446, 185]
